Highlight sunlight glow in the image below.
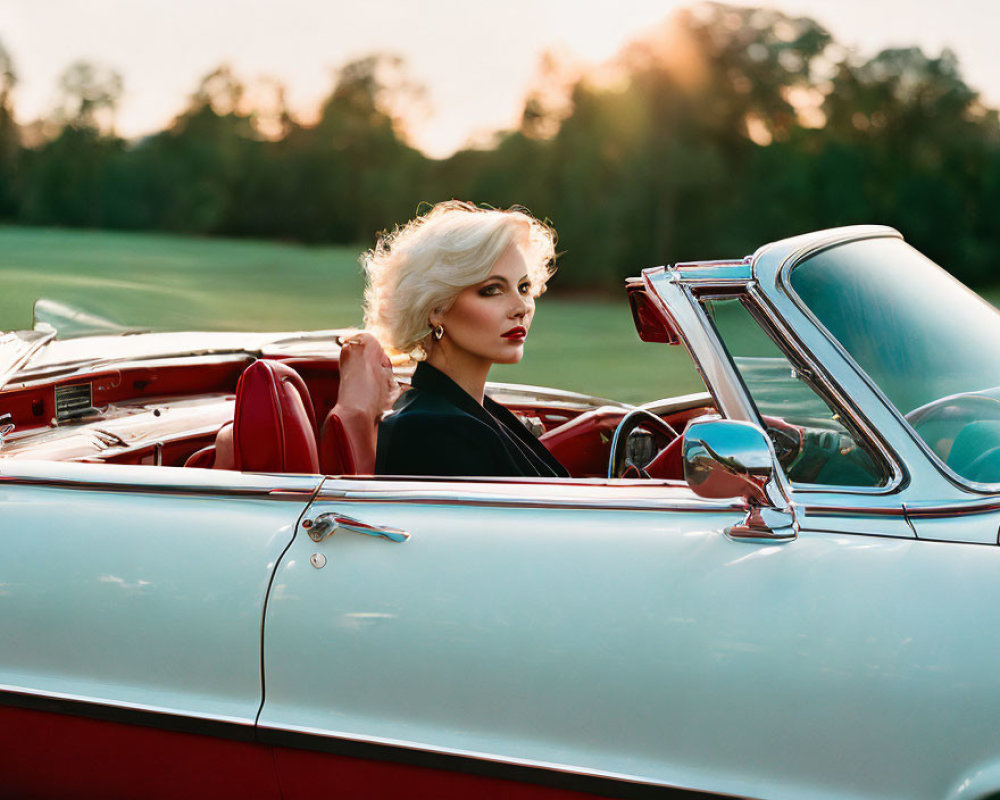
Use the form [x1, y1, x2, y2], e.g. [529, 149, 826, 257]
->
[2, 0, 998, 158]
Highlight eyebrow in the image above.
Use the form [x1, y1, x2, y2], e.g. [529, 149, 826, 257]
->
[483, 274, 531, 285]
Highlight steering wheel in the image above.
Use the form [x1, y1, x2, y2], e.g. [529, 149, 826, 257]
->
[608, 408, 679, 479]
[760, 415, 804, 468]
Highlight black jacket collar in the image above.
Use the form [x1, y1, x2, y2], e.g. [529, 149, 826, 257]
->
[411, 361, 489, 421]
[409, 361, 567, 478]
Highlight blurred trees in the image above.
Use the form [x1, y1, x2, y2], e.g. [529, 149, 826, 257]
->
[0, 36, 19, 219]
[16, 61, 126, 227]
[426, 3, 1000, 288]
[55, 61, 124, 131]
[274, 55, 428, 243]
[3, 2, 1000, 289]
[523, 5, 840, 286]
[819, 47, 1000, 281]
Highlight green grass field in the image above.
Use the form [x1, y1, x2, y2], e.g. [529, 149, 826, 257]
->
[0, 226, 703, 404]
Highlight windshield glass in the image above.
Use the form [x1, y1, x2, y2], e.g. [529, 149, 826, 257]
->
[704, 295, 886, 487]
[790, 237, 1000, 484]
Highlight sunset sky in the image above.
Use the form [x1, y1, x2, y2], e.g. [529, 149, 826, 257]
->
[1, 0, 995, 157]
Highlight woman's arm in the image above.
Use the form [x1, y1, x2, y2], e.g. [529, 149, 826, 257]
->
[323, 333, 399, 474]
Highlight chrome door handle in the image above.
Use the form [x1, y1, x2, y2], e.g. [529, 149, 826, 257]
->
[302, 512, 410, 544]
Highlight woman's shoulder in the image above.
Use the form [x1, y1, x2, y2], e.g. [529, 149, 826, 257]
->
[378, 387, 499, 454]
[383, 385, 490, 428]
[375, 387, 507, 476]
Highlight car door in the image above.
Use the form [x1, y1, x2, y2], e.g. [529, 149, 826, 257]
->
[258, 477, 771, 799]
[0, 460, 319, 800]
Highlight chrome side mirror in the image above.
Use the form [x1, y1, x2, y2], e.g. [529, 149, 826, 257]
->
[683, 419, 796, 541]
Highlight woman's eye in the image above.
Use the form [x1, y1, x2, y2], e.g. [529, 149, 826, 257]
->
[519, 282, 532, 295]
[479, 285, 502, 297]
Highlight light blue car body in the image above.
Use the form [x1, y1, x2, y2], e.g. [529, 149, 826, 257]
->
[3, 225, 1000, 799]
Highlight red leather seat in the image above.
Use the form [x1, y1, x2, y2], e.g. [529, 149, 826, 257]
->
[539, 407, 627, 478]
[185, 360, 319, 473]
[185, 337, 394, 475]
[231, 360, 319, 473]
[645, 433, 684, 480]
[320, 407, 375, 474]
[279, 354, 377, 473]
[184, 444, 216, 469]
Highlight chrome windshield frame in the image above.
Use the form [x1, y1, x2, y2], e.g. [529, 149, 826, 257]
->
[646, 226, 977, 514]
[775, 230, 1000, 498]
[710, 283, 905, 496]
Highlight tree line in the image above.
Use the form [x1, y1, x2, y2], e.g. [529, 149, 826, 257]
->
[1, 3, 998, 290]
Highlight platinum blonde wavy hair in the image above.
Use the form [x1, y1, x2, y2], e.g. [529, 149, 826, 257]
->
[362, 201, 557, 356]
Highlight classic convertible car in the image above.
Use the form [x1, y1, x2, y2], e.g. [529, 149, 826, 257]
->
[3, 225, 1000, 800]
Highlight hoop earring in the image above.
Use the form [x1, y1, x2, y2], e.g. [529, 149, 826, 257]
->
[432, 324, 444, 341]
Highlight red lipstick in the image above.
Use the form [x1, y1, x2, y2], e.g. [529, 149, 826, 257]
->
[501, 326, 527, 341]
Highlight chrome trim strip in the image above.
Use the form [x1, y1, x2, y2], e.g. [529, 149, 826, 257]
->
[0, 461, 735, 512]
[775, 232, 1000, 498]
[256, 723, 756, 800]
[802, 505, 907, 518]
[670, 260, 753, 283]
[316, 484, 744, 514]
[0, 475, 320, 499]
[904, 499, 1000, 518]
[0, 461, 321, 499]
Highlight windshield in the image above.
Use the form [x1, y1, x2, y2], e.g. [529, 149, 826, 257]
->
[704, 295, 886, 487]
[790, 237, 1000, 484]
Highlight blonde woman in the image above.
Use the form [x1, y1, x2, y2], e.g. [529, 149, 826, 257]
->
[363, 201, 568, 478]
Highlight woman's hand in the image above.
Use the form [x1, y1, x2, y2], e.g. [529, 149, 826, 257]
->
[335, 332, 400, 422]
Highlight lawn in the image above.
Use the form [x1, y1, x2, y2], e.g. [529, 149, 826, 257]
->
[0, 226, 703, 404]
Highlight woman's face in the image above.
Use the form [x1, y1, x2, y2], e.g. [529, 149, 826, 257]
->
[433, 240, 536, 367]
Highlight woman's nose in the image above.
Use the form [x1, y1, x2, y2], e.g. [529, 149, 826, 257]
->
[511, 295, 532, 318]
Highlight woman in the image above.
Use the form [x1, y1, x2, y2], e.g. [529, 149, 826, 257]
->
[363, 201, 568, 478]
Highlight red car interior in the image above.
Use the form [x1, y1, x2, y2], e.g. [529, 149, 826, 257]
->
[231, 360, 320, 473]
[2, 355, 711, 480]
[319, 410, 369, 475]
[538, 407, 629, 478]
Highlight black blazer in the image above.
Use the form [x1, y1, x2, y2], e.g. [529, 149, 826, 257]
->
[375, 362, 569, 478]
